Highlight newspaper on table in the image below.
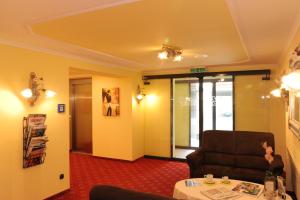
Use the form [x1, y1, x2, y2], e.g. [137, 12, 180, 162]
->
[232, 182, 263, 197]
[201, 187, 241, 200]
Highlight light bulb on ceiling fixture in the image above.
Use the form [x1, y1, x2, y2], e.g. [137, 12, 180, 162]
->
[174, 55, 182, 62]
[45, 90, 56, 98]
[158, 51, 168, 60]
[21, 88, 33, 98]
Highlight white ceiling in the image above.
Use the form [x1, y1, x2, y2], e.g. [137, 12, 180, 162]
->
[0, 0, 300, 71]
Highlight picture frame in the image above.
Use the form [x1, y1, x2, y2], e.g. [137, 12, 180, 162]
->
[102, 88, 120, 117]
[288, 90, 300, 139]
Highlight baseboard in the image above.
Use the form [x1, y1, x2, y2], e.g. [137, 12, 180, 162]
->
[44, 189, 70, 200]
[144, 155, 186, 162]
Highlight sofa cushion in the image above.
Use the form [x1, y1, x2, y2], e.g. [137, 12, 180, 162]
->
[204, 152, 235, 166]
[200, 165, 233, 178]
[230, 168, 266, 184]
[235, 155, 269, 170]
[202, 130, 235, 154]
[235, 131, 274, 156]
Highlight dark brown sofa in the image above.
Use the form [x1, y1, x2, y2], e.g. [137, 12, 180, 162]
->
[186, 130, 284, 183]
[90, 185, 173, 200]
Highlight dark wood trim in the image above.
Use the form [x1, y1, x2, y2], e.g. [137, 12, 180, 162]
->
[45, 189, 70, 199]
[199, 76, 204, 147]
[232, 75, 236, 131]
[188, 82, 191, 147]
[175, 78, 232, 84]
[170, 78, 174, 158]
[143, 69, 271, 80]
[212, 81, 216, 130]
[175, 145, 198, 150]
[144, 155, 186, 162]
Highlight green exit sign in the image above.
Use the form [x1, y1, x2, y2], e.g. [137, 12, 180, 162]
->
[190, 68, 207, 73]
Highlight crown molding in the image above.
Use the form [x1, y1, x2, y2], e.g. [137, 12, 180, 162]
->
[0, 34, 144, 72]
[225, 0, 251, 63]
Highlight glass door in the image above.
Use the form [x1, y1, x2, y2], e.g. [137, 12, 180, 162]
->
[172, 77, 200, 159]
[203, 75, 234, 131]
[172, 75, 233, 159]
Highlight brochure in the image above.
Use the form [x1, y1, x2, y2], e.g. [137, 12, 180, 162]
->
[232, 182, 262, 197]
[201, 187, 241, 200]
[23, 114, 48, 168]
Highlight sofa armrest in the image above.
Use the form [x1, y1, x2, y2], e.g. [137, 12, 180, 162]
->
[269, 154, 284, 176]
[186, 149, 204, 170]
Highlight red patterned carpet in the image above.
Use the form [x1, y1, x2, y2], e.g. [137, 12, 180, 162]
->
[50, 153, 189, 200]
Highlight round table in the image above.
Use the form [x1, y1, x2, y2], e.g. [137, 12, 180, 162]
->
[173, 178, 292, 200]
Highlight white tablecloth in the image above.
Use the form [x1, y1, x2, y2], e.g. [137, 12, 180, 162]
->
[173, 178, 291, 200]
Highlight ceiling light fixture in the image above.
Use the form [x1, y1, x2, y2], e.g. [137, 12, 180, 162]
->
[158, 51, 168, 60]
[174, 55, 182, 62]
[158, 44, 183, 62]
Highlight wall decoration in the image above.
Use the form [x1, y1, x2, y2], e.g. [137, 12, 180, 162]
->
[23, 114, 49, 168]
[289, 44, 300, 69]
[102, 88, 120, 116]
[288, 90, 300, 139]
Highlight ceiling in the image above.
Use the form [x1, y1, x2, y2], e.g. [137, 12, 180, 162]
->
[0, 0, 300, 71]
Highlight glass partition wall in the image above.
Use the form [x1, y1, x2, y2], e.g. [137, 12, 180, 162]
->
[172, 75, 234, 159]
[143, 70, 271, 160]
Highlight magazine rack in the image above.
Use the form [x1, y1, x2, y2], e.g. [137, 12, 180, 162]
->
[23, 114, 48, 168]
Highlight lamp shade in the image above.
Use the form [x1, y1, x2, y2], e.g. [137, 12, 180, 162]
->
[270, 88, 281, 97]
[45, 90, 56, 98]
[282, 70, 300, 90]
[21, 88, 33, 98]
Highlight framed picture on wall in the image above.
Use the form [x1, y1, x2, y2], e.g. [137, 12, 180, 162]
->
[102, 88, 120, 116]
[288, 90, 300, 139]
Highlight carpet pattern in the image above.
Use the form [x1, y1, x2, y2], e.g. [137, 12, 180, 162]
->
[49, 153, 189, 200]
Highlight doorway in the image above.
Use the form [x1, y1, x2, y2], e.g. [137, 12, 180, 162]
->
[172, 75, 234, 159]
[70, 79, 92, 154]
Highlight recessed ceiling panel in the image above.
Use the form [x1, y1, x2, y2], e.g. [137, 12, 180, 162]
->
[32, 0, 249, 68]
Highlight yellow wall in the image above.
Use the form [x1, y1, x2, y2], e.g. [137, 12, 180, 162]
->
[0, 43, 70, 200]
[92, 76, 132, 160]
[235, 75, 271, 132]
[174, 83, 190, 146]
[131, 77, 145, 160]
[276, 26, 300, 197]
[0, 42, 143, 199]
[91, 75, 144, 161]
[144, 79, 171, 157]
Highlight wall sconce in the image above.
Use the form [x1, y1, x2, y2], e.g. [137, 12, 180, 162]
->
[21, 72, 56, 106]
[136, 85, 145, 104]
[270, 84, 289, 101]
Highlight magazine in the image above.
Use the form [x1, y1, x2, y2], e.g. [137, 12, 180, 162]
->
[232, 182, 262, 197]
[26, 114, 46, 127]
[201, 187, 241, 200]
[23, 114, 48, 168]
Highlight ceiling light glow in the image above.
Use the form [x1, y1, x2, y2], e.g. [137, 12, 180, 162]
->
[158, 51, 168, 60]
[174, 55, 182, 62]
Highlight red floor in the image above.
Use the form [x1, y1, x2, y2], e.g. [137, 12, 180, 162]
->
[49, 153, 189, 200]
